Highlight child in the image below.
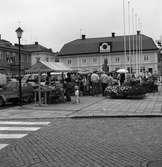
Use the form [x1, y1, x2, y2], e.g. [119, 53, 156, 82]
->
[74, 85, 80, 104]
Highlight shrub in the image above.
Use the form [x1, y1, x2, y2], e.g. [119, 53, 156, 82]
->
[141, 79, 158, 93]
[105, 85, 146, 99]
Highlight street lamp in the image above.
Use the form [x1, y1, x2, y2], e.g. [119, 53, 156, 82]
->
[15, 27, 23, 106]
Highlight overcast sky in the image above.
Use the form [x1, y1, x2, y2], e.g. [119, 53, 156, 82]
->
[0, 0, 161, 51]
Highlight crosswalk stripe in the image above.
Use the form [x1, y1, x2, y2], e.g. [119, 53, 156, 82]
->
[0, 127, 40, 131]
[0, 144, 8, 150]
[0, 121, 50, 151]
[0, 134, 27, 139]
[0, 121, 50, 125]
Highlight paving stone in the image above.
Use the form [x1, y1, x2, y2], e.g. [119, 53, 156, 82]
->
[1, 118, 162, 166]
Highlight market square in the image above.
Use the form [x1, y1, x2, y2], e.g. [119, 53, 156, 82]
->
[0, 0, 162, 166]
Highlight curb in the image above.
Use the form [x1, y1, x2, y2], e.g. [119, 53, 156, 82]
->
[0, 117, 70, 121]
[70, 113, 162, 119]
[1, 114, 162, 120]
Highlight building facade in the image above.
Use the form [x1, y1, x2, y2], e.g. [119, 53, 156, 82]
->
[58, 32, 159, 75]
[0, 37, 56, 76]
[22, 42, 56, 65]
[0, 37, 31, 76]
[158, 49, 162, 76]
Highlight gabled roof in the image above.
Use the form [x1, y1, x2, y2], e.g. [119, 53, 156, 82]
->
[23, 42, 53, 53]
[0, 39, 12, 47]
[59, 34, 158, 56]
[0, 39, 29, 52]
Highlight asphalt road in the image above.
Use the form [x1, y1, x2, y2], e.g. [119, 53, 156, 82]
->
[0, 117, 162, 167]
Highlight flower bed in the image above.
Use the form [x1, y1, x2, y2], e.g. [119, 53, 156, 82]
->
[105, 85, 146, 99]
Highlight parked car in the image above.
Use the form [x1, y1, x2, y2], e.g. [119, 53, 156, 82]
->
[0, 80, 34, 106]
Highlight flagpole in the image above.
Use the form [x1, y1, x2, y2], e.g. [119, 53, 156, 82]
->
[128, 1, 131, 73]
[132, 8, 135, 74]
[140, 21, 143, 72]
[123, 0, 127, 69]
[138, 17, 141, 74]
[135, 14, 138, 76]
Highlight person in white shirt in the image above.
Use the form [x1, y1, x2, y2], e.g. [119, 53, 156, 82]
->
[74, 85, 80, 104]
[100, 72, 109, 96]
[91, 71, 99, 96]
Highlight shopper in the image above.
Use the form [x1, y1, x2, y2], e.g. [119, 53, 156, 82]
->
[100, 71, 109, 96]
[91, 71, 99, 96]
[64, 73, 72, 102]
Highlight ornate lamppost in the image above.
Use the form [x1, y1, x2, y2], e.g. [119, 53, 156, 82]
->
[15, 27, 23, 106]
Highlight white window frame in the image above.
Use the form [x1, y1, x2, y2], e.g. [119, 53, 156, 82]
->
[115, 57, 120, 63]
[93, 57, 97, 64]
[127, 56, 130, 62]
[144, 55, 149, 61]
[82, 58, 87, 64]
[67, 59, 72, 65]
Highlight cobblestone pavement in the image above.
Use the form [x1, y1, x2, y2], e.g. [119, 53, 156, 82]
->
[0, 91, 162, 119]
[0, 119, 51, 155]
[71, 92, 162, 117]
[0, 97, 102, 119]
[0, 118, 162, 166]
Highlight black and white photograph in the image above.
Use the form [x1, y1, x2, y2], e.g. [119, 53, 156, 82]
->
[0, 0, 162, 166]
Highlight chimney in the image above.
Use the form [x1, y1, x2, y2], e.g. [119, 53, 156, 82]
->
[81, 34, 86, 40]
[112, 32, 115, 38]
[137, 30, 140, 35]
[35, 41, 38, 45]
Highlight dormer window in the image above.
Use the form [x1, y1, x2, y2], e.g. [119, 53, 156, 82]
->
[99, 42, 111, 53]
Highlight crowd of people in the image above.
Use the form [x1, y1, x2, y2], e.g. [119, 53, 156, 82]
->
[63, 70, 160, 102]
[63, 71, 115, 102]
[0, 70, 159, 105]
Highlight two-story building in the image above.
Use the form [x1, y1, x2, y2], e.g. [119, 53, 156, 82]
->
[58, 32, 159, 75]
[22, 42, 56, 65]
[0, 36, 31, 76]
[0, 35, 57, 76]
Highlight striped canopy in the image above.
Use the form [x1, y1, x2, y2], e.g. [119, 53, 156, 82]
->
[26, 61, 72, 73]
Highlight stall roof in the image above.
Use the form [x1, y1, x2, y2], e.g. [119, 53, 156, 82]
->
[26, 61, 72, 73]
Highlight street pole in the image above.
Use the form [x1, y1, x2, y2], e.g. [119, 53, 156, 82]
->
[16, 27, 23, 107]
[18, 37, 22, 106]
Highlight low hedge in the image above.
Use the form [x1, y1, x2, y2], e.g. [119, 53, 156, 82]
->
[141, 80, 158, 93]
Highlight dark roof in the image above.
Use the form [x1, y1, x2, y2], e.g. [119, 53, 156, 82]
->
[0, 39, 54, 54]
[0, 39, 12, 47]
[22, 42, 53, 53]
[0, 39, 29, 53]
[59, 34, 158, 56]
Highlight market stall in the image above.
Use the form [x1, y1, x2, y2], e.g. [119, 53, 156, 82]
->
[26, 61, 72, 105]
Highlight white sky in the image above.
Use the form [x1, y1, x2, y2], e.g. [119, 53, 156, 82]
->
[0, 0, 161, 51]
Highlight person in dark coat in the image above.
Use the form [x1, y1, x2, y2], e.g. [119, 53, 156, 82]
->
[120, 73, 125, 86]
[64, 73, 72, 102]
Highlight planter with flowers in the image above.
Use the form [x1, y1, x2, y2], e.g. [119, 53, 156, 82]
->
[105, 85, 146, 99]
[105, 78, 146, 99]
